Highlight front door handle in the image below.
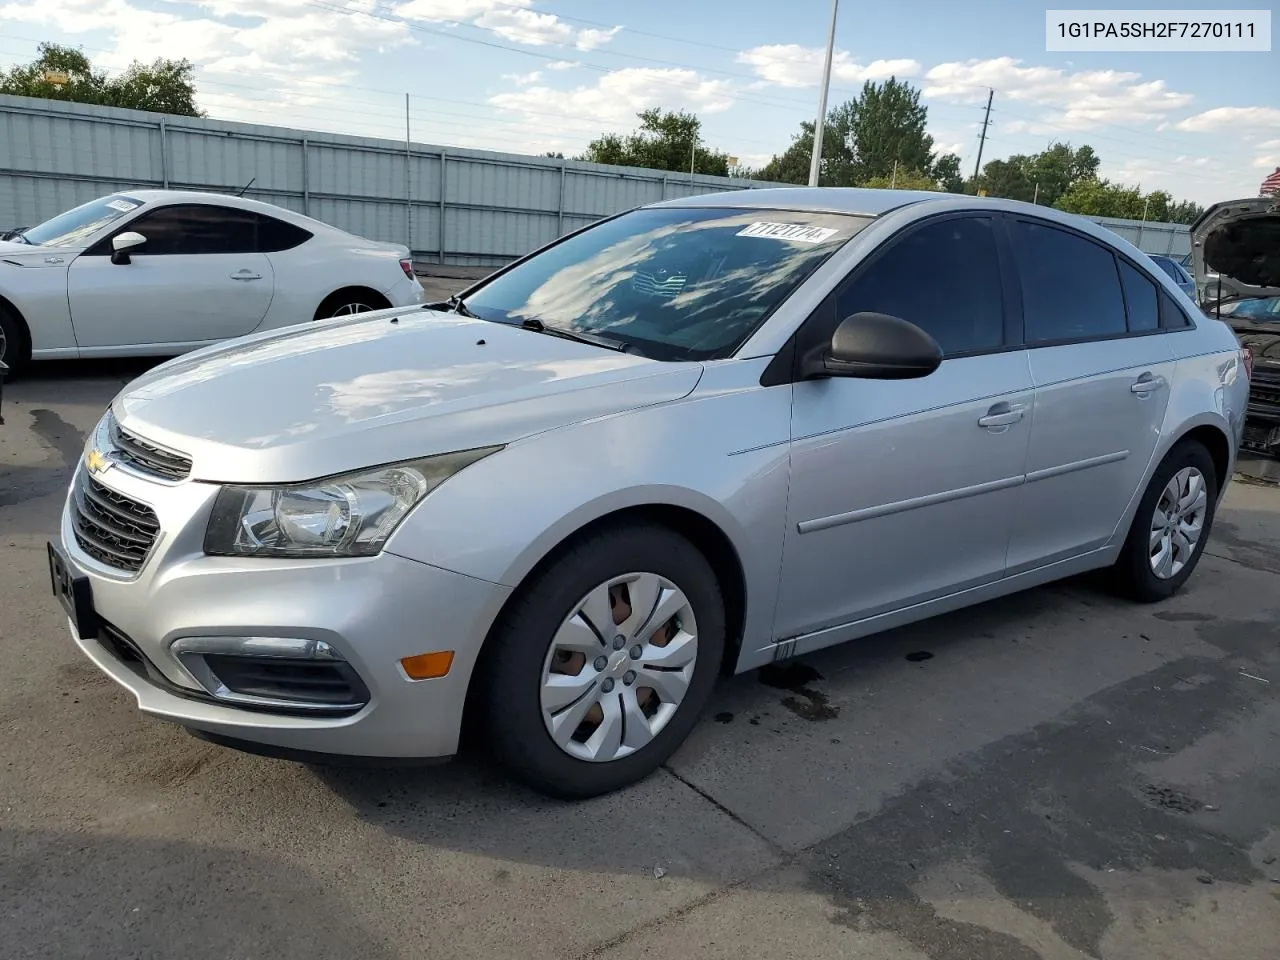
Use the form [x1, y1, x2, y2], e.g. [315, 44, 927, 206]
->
[230, 270, 263, 281]
[1130, 373, 1164, 395]
[978, 402, 1026, 429]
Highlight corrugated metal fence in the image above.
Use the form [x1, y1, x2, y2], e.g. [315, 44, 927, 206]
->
[0, 94, 1191, 264]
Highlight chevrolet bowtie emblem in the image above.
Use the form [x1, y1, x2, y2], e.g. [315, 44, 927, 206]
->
[85, 448, 111, 475]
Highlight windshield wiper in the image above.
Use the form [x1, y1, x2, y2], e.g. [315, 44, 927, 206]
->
[424, 294, 480, 318]
[520, 317, 626, 352]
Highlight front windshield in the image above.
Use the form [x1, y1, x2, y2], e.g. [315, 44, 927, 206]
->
[20, 194, 143, 247]
[461, 206, 869, 361]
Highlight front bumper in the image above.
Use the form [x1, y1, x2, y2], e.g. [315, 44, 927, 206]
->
[58, 464, 510, 759]
[1243, 362, 1280, 455]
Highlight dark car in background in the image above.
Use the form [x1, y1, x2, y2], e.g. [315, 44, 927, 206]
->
[0, 226, 28, 242]
[1149, 254, 1197, 299]
[1192, 198, 1280, 457]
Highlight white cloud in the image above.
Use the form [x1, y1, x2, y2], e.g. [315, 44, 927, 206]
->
[394, 0, 619, 50]
[489, 67, 735, 137]
[924, 56, 1193, 131]
[0, 0, 409, 90]
[1175, 106, 1280, 132]
[576, 26, 621, 51]
[737, 45, 920, 89]
[475, 7, 571, 46]
[546, 59, 578, 70]
[502, 69, 542, 86]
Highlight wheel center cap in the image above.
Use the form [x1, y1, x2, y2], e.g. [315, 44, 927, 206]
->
[609, 652, 629, 675]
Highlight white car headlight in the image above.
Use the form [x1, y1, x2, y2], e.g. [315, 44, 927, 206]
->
[204, 447, 502, 558]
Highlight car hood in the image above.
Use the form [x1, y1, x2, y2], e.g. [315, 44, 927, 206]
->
[113, 309, 703, 483]
[1191, 197, 1280, 301]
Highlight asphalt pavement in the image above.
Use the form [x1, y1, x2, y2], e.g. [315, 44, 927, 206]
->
[2, 349, 1279, 960]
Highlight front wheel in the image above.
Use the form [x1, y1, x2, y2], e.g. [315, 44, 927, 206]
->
[480, 523, 725, 799]
[1109, 440, 1218, 602]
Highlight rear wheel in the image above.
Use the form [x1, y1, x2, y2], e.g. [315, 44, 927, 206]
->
[1109, 440, 1218, 602]
[313, 289, 389, 321]
[480, 523, 725, 798]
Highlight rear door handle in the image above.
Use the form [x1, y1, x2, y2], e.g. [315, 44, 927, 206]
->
[1130, 373, 1164, 394]
[978, 402, 1026, 429]
[230, 270, 263, 281]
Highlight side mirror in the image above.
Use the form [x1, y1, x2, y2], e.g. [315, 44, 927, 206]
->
[110, 231, 147, 265]
[808, 312, 943, 380]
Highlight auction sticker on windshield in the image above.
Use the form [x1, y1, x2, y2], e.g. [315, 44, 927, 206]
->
[737, 222, 840, 244]
[106, 199, 139, 212]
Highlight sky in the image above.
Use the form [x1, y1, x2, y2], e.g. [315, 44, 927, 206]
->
[0, 0, 1277, 206]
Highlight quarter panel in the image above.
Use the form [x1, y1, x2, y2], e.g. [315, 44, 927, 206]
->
[385, 358, 793, 660]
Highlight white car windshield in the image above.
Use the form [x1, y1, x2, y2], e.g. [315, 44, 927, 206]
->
[461, 206, 870, 361]
[19, 195, 143, 247]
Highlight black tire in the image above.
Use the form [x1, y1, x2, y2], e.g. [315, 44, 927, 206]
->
[313, 288, 389, 321]
[1109, 440, 1218, 602]
[0, 303, 30, 374]
[480, 522, 725, 799]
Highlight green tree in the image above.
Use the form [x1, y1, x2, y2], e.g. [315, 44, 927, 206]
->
[758, 80, 956, 188]
[971, 143, 1100, 205]
[1166, 199, 1205, 225]
[0, 42, 202, 116]
[932, 153, 964, 193]
[1054, 178, 1146, 218]
[580, 109, 731, 176]
[848, 77, 934, 182]
[861, 168, 940, 191]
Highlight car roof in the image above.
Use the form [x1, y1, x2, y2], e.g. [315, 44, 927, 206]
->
[649, 187, 1149, 254]
[106, 189, 342, 236]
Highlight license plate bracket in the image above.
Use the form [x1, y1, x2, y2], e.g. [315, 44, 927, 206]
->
[48, 541, 98, 640]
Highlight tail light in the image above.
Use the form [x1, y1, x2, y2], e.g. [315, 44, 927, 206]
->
[399, 258, 415, 280]
[1241, 345, 1254, 382]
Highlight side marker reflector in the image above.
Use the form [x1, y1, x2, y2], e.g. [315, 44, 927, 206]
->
[400, 650, 455, 680]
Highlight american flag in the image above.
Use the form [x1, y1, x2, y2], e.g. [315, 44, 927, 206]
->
[1262, 166, 1280, 196]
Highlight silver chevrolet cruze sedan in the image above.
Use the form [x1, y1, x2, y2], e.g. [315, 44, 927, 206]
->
[50, 188, 1249, 798]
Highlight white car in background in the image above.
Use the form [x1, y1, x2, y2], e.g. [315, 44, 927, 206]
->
[0, 191, 424, 369]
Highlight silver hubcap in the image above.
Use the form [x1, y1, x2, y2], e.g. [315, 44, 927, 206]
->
[0, 326, 7, 361]
[540, 572, 698, 763]
[331, 302, 374, 317]
[1149, 466, 1208, 579]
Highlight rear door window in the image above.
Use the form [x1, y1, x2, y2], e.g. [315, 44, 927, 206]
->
[1118, 261, 1160, 332]
[1010, 220, 1127, 343]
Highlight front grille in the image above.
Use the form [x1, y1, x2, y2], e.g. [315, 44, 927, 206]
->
[111, 422, 192, 481]
[72, 474, 160, 572]
[203, 655, 370, 710]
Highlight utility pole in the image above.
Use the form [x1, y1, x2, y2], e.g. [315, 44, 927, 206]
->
[808, 0, 840, 187]
[404, 93, 413, 255]
[690, 135, 697, 178]
[891, 160, 898, 189]
[1032, 182, 1039, 205]
[972, 87, 994, 183]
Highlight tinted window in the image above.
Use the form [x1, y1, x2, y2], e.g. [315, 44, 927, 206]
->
[836, 216, 1005, 356]
[1119, 261, 1159, 332]
[124, 205, 258, 255]
[1011, 220, 1126, 342]
[463, 206, 868, 361]
[258, 214, 311, 252]
[1152, 258, 1180, 282]
[1159, 291, 1194, 329]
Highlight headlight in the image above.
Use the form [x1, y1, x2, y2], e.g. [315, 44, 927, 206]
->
[203, 447, 502, 558]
